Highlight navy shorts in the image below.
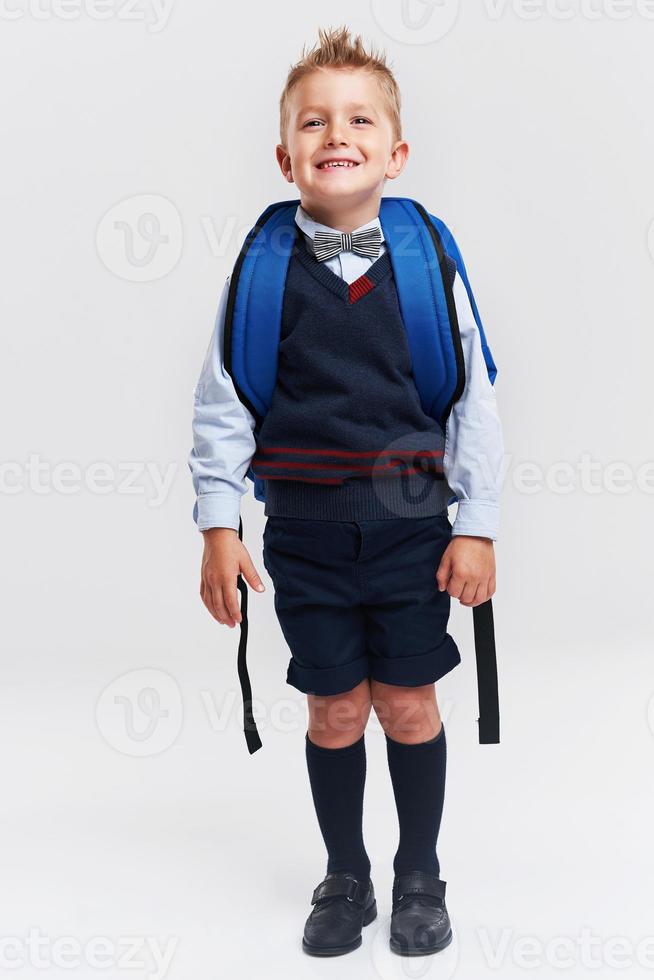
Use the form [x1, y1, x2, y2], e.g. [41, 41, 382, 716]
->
[261, 514, 461, 696]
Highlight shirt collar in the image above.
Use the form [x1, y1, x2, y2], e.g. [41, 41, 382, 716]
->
[294, 204, 385, 252]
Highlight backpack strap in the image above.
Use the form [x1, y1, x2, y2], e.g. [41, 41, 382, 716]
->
[236, 514, 262, 754]
[223, 199, 300, 426]
[378, 198, 464, 430]
[223, 199, 300, 505]
[429, 211, 498, 386]
[473, 599, 500, 743]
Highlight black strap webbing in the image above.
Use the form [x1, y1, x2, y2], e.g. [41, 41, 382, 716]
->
[235, 515, 262, 754]
[472, 598, 500, 743]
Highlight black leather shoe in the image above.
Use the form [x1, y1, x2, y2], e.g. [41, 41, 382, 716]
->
[302, 871, 377, 956]
[390, 871, 452, 956]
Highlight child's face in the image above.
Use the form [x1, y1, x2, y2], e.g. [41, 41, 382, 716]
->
[277, 67, 408, 215]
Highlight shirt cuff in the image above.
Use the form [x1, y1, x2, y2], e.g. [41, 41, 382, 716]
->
[195, 492, 242, 532]
[451, 499, 499, 541]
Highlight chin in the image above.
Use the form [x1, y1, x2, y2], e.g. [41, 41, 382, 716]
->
[308, 175, 373, 194]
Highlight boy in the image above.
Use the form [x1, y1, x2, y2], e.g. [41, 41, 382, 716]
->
[188, 26, 504, 958]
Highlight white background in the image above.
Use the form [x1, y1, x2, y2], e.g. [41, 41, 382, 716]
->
[2, 2, 653, 977]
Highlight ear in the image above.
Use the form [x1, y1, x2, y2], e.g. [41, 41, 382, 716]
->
[385, 140, 410, 181]
[275, 144, 294, 183]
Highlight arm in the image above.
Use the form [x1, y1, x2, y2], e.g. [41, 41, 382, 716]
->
[442, 271, 504, 541]
[188, 276, 265, 626]
[437, 270, 504, 606]
[187, 275, 258, 532]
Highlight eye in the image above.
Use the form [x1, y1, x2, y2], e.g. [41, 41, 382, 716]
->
[302, 117, 371, 128]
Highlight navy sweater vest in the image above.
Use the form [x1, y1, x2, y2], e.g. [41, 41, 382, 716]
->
[252, 232, 455, 521]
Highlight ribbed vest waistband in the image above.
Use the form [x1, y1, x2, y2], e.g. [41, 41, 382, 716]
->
[263, 473, 452, 521]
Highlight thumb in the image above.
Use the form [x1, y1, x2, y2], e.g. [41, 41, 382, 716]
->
[436, 552, 452, 592]
[240, 553, 266, 593]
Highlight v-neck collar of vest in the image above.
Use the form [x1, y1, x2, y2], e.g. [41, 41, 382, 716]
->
[292, 228, 393, 305]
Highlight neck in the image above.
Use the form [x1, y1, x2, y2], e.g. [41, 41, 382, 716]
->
[300, 194, 382, 233]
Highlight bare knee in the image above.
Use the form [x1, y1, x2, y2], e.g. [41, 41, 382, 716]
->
[370, 679, 442, 743]
[307, 678, 372, 748]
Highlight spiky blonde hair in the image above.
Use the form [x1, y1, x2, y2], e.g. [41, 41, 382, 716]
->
[279, 25, 402, 148]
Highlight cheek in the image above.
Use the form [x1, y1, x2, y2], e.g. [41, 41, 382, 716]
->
[298, 149, 318, 169]
[360, 137, 387, 159]
[364, 150, 389, 170]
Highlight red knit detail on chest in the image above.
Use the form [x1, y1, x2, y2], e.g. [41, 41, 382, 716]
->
[348, 274, 375, 304]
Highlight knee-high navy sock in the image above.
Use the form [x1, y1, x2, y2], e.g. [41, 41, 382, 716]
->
[385, 724, 447, 877]
[305, 732, 371, 881]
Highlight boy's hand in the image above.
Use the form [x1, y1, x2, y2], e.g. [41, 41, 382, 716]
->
[200, 528, 266, 627]
[436, 535, 496, 607]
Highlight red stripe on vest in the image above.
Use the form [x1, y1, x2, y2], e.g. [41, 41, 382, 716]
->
[256, 447, 444, 459]
[254, 458, 444, 474]
[348, 274, 374, 304]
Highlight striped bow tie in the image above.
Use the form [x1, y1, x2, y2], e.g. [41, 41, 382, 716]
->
[312, 226, 382, 263]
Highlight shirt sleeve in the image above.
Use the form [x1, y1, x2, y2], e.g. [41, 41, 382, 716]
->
[442, 271, 505, 541]
[187, 275, 257, 532]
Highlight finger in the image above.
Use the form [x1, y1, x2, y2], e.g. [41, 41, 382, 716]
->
[216, 582, 237, 627]
[436, 554, 452, 592]
[477, 581, 491, 606]
[203, 575, 226, 624]
[200, 577, 215, 618]
[488, 575, 496, 598]
[240, 555, 266, 594]
[465, 581, 488, 608]
[447, 573, 466, 600]
[458, 579, 478, 605]
[223, 580, 242, 626]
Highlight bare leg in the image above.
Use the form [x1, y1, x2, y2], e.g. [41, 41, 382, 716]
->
[307, 677, 373, 748]
[370, 679, 442, 743]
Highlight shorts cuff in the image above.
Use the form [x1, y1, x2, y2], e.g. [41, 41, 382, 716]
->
[369, 635, 461, 687]
[286, 655, 370, 696]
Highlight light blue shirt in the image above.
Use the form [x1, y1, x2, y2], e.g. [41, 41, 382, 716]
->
[188, 204, 504, 539]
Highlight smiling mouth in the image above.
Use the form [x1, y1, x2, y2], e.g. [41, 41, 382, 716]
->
[315, 160, 361, 170]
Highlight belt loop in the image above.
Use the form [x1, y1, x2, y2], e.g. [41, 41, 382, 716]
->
[353, 520, 364, 562]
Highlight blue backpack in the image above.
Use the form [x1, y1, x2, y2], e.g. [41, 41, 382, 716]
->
[223, 196, 500, 754]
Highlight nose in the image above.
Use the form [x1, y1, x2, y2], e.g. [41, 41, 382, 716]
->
[325, 120, 349, 146]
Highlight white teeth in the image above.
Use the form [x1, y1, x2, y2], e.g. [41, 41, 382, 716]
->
[318, 161, 358, 169]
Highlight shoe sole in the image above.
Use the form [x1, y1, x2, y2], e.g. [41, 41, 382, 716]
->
[390, 927, 453, 956]
[302, 900, 378, 956]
